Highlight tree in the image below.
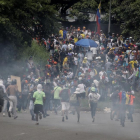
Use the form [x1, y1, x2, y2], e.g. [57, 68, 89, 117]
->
[112, 0, 140, 39]
[0, 0, 60, 48]
[69, 0, 98, 21]
[0, 0, 60, 64]
[68, 0, 111, 21]
[102, 0, 140, 39]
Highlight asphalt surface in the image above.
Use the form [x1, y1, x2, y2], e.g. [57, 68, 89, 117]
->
[0, 111, 140, 140]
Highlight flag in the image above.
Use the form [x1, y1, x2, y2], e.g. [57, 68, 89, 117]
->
[96, 2, 101, 34]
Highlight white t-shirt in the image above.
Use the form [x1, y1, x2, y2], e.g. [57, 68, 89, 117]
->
[66, 72, 73, 79]
[81, 67, 88, 73]
[85, 51, 93, 60]
[74, 57, 78, 65]
[68, 44, 74, 50]
[129, 50, 136, 60]
[78, 84, 86, 93]
[99, 71, 106, 80]
[93, 80, 99, 87]
[90, 48, 97, 55]
[107, 43, 112, 48]
[61, 44, 68, 51]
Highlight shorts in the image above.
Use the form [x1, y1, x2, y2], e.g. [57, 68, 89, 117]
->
[61, 102, 70, 110]
[76, 92, 85, 98]
[34, 104, 43, 114]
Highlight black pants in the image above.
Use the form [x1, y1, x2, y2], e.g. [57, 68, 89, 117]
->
[17, 99, 22, 112]
[90, 102, 97, 118]
[53, 99, 60, 114]
[22, 94, 28, 110]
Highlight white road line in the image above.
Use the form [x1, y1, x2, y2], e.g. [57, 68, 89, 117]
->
[15, 133, 25, 136]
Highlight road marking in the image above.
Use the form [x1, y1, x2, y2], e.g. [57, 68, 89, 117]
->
[15, 133, 25, 136]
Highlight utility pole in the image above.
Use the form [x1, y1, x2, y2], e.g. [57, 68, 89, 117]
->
[108, 0, 111, 33]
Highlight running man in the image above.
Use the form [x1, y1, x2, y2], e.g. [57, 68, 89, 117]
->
[6, 79, 18, 119]
[59, 85, 71, 122]
[88, 87, 100, 122]
[33, 84, 45, 125]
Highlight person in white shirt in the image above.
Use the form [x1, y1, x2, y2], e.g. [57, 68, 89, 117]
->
[0, 79, 7, 116]
[61, 44, 68, 51]
[87, 29, 91, 36]
[77, 81, 86, 98]
[107, 39, 112, 49]
[90, 47, 97, 57]
[85, 49, 94, 62]
[68, 44, 74, 50]
[66, 71, 73, 79]
[117, 37, 123, 47]
[99, 67, 107, 80]
[88, 87, 100, 122]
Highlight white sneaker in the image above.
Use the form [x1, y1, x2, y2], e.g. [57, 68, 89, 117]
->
[3, 113, 5, 117]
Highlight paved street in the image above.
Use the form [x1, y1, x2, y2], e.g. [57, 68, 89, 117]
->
[0, 111, 140, 140]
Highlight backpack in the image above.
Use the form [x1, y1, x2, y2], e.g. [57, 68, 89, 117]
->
[70, 93, 77, 105]
[60, 89, 69, 102]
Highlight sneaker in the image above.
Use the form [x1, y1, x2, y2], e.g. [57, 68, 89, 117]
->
[39, 112, 42, 120]
[3, 113, 5, 117]
[66, 116, 68, 120]
[14, 116, 18, 119]
[36, 122, 39, 125]
[46, 114, 50, 116]
[8, 111, 11, 117]
[62, 117, 64, 122]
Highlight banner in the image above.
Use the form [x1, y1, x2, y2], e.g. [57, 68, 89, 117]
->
[11, 75, 21, 92]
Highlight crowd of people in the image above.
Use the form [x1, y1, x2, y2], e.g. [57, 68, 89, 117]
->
[0, 25, 138, 127]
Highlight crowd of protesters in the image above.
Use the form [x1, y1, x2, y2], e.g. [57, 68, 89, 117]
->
[0, 25, 138, 126]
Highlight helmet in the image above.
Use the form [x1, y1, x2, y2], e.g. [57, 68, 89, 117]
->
[91, 87, 95, 92]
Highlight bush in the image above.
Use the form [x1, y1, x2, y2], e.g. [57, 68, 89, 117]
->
[21, 40, 50, 67]
[0, 40, 49, 78]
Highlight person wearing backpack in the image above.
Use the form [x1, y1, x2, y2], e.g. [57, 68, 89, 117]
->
[59, 85, 71, 122]
[88, 87, 100, 122]
[70, 88, 81, 123]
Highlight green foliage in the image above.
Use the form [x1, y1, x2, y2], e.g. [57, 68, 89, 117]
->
[0, 0, 60, 48]
[70, 0, 98, 21]
[102, 0, 140, 39]
[21, 40, 50, 67]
